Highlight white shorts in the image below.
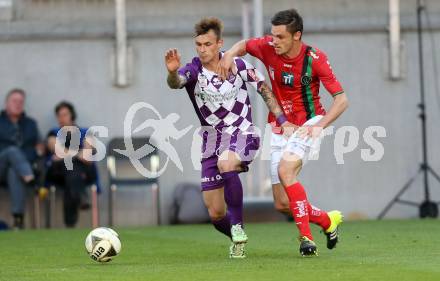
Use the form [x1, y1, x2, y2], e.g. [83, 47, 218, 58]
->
[270, 115, 323, 185]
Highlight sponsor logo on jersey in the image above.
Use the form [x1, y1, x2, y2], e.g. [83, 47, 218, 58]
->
[301, 74, 312, 86]
[196, 87, 239, 104]
[281, 71, 294, 87]
[196, 90, 205, 102]
[281, 100, 293, 114]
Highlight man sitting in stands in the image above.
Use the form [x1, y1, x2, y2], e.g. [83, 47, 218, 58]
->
[45, 101, 98, 228]
[0, 88, 43, 229]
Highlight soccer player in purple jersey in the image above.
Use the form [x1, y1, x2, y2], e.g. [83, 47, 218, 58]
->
[165, 17, 293, 258]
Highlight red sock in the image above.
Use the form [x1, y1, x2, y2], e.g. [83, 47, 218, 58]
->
[284, 182, 313, 240]
[308, 204, 331, 231]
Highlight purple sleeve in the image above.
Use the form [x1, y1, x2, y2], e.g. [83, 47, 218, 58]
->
[177, 62, 198, 88]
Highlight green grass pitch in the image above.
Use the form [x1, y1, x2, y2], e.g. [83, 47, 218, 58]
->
[1, 220, 439, 281]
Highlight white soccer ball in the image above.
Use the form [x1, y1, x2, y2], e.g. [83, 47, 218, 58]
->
[85, 227, 121, 262]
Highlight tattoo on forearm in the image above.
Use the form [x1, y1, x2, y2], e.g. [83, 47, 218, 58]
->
[257, 82, 284, 118]
[167, 72, 187, 89]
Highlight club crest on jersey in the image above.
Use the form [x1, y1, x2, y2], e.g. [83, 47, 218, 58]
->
[301, 74, 312, 86]
[185, 70, 192, 79]
[281, 71, 294, 87]
[198, 73, 208, 88]
[212, 76, 222, 87]
[247, 69, 259, 82]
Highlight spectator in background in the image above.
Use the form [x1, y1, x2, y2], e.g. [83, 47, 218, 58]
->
[0, 88, 43, 229]
[45, 101, 97, 228]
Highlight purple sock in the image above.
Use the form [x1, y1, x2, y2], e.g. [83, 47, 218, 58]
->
[212, 213, 232, 239]
[222, 171, 244, 226]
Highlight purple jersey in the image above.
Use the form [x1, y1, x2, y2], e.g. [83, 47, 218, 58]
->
[178, 55, 263, 190]
[178, 55, 265, 136]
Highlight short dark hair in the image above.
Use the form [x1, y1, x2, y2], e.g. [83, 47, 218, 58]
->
[55, 101, 77, 122]
[194, 17, 223, 39]
[271, 9, 303, 36]
[6, 88, 26, 101]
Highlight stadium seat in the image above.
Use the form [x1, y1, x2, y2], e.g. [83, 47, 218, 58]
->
[106, 137, 161, 226]
[170, 183, 209, 224]
[45, 184, 99, 229]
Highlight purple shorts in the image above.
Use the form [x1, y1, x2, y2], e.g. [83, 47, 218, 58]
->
[200, 133, 260, 191]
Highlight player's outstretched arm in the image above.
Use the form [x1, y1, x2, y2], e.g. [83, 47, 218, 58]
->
[218, 40, 247, 80]
[165, 48, 187, 89]
[257, 82, 298, 136]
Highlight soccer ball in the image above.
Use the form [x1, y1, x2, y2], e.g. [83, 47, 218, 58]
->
[85, 227, 121, 262]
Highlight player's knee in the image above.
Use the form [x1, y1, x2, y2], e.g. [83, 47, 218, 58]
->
[217, 160, 238, 173]
[278, 161, 301, 183]
[278, 163, 293, 183]
[208, 208, 226, 221]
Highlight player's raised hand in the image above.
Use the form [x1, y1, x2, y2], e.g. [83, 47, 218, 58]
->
[217, 52, 234, 80]
[165, 48, 181, 73]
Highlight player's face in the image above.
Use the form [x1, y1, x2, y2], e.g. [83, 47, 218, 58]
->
[271, 25, 301, 55]
[195, 30, 223, 64]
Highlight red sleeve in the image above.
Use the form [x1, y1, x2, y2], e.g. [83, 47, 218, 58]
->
[246, 36, 272, 61]
[313, 50, 344, 97]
